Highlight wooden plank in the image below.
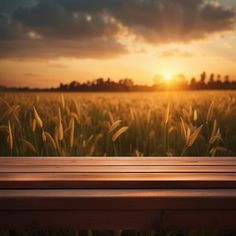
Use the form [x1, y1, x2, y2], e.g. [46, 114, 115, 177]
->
[1, 157, 236, 166]
[1, 210, 236, 230]
[1, 157, 236, 229]
[1, 173, 236, 188]
[1, 172, 236, 181]
[160, 210, 236, 230]
[1, 189, 236, 210]
[0, 210, 162, 230]
[1, 165, 236, 173]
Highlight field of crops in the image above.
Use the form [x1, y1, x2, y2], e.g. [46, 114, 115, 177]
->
[0, 91, 236, 157]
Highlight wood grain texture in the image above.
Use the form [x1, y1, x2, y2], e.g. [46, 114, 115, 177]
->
[1, 189, 236, 210]
[1, 157, 236, 229]
[1, 172, 236, 189]
[1, 165, 236, 173]
[1, 157, 236, 166]
[1, 210, 236, 230]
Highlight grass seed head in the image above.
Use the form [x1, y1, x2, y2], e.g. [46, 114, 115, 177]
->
[33, 106, 43, 128]
[60, 94, 65, 110]
[32, 119, 36, 132]
[112, 126, 128, 142]
[187, 124, 203, 147]
[109, 120, 122, 133]
[57, 107, 64, 141]
[207, 102, 214, 122]
[69, 117, 75, 148]
[164, 103, 170, 125]
[8, 121, 13, 150]
[193, 110, 198, 121]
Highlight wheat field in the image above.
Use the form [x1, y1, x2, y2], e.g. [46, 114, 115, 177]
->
[0, 91, 235, 157]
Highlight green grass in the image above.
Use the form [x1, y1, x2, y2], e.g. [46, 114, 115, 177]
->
[0, 91, 236, 157]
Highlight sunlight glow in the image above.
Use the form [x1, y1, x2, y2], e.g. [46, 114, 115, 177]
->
[163, 72, 174, 82]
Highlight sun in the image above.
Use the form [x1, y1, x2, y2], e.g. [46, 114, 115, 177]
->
[163, 72, 173, 82]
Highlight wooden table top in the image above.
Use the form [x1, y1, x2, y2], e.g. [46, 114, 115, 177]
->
[0, 157, 236, 189]
[1, 157, 236, 229]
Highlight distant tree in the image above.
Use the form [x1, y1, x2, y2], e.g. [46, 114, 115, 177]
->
[123, 78, 134, 87]
[209, 73, 215, 84]
[224, 75, 230, 83]
[96, 78, 104, 85]
[200, 72, 206, 84]
[190, 77, 197, 89]
[69, 81, 79, 90]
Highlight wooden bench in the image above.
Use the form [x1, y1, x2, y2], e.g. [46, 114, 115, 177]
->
[1, 157, 236, 230]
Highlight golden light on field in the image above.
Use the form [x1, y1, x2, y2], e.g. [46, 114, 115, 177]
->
[0, 91, 235, 157]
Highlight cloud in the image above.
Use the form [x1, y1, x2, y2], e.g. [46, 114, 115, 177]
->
[159, 49, 194, 58]
[0, 0, 126, 59]
[0, 0, 235, 59]
[13, 0, 121, 40]
[107, 0, 236, 43]
[0, 38, 127, 59]
[0, 13, 25, 40]
[0, 0, 36, 14]
[55, 0, 236, 42]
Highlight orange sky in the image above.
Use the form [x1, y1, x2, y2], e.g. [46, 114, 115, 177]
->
[0, 0, 236, 88]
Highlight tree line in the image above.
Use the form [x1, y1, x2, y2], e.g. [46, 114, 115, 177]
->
[55, 72, 236, 91]
[0, 72, 236, 92]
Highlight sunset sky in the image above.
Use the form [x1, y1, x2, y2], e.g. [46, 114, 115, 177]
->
[0, 0, 236, 88]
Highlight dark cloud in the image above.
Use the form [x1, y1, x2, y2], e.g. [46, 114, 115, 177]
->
[0, 38, 127, 59]
[14, 0, 120, 40]
[0, 13, 25, 40]
[0, 0, 36, 14]
[54, 0, 236, 42]
[106, 0, 236, 43]
[0, 0, 235, 59]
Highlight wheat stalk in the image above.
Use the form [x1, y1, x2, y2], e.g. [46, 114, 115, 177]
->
[73, 99, 80, 123]
[42, 131, 47, 142]
[186, 125, 203, 147]
[69, 117, 75, 148]
[209, 120, 222, 144]
[109, 120, 121, 133]
[207, 102, 214, 122]
[0, 97, 10, 109]
[108, 111, 114, 123]
[193, 109, 198, 121]
[164, 103, 170, 124]
[32, 119, 36, 133]
[70, 112, 80, 124]
[8, 121, 13, 151]
[60, 94, 65, 110]
[44, 131, 57, 150]
[20, 139, 37, 153]
[180, 117, 187, 142]
[57, 107, 64, 141]
[33, 106, 43, 128]
[112, 126, 128, 142]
